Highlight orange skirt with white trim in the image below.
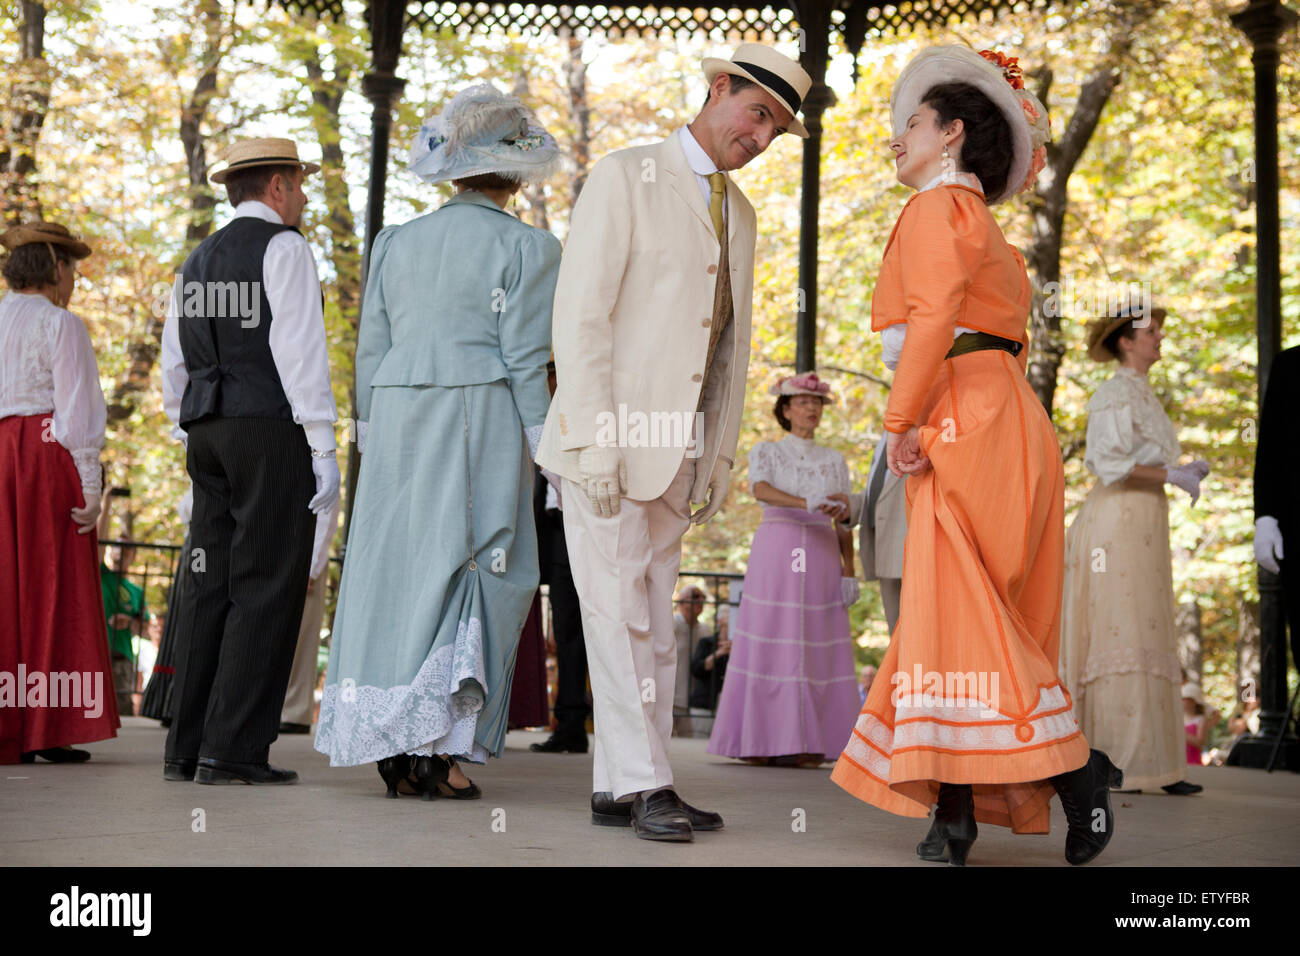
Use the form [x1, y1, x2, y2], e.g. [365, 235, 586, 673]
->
[831, 350, 1090, 834]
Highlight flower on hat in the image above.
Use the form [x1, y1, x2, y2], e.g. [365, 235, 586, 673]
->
[771, 371, 835, 402]
[978, 50, 1023, 90]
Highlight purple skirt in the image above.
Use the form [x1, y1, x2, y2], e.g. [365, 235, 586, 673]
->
[707, 506, 861, 759]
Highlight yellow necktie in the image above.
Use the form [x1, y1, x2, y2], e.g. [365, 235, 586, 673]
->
[708, 172, 725, 241]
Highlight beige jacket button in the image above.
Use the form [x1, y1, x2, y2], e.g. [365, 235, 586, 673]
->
[691, 373, 702, 382]
[707, 264, 717, 275]
[701, 317, 711, 327]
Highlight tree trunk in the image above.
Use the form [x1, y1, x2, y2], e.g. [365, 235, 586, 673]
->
[1176, 599, 1202, 684]
[304, 50, 359, 327]
[105, 0, 226, 425]
[178, 0, 225, 248]
[1, 1, 48, 222]
[564, 36, 591, 206]
[1024, 0, 1160, 417]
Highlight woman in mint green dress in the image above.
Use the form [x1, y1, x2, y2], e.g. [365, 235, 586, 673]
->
[315, 85, 560, 799]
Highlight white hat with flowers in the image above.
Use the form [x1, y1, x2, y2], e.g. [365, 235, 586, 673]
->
[890, 45, 1051, 204]
[409, 83, 560, 185]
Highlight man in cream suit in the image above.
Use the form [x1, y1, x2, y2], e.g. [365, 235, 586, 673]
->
[536, 44, 811, 842]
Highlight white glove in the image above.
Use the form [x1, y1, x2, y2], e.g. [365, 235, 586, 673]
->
[178, 483, 194, 526]
[1255, 516, 1284, 574]
[691, 460, 732, 525]
[70, 491, 101, 536]
[356, 420, 369, 456]
[1166, 460, 1210, 504]
[577, 445, 626, 518]
[806, 493, 836, 514]
[841, 576, 860, 607]
[309, 455, 341, 516]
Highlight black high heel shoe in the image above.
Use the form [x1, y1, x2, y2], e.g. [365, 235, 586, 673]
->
[411, 755, 449, 801]
[377, 754, 411, 798]
[1051, 748, 1123, 865]
[433, 756, 482, 800]
[916, 783, 977, 866]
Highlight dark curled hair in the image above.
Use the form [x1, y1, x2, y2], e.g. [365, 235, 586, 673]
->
[1102, 321, 1139, 360]
[1, 243, 72, 290]
[224, 163, 300, 207]
[452, 172, 521, 191]
[774, 395, 792, 432]
[921, 82, 1013, 204]
[703, 72, 756, 109]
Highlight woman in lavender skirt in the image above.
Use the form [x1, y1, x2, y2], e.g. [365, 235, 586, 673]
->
[708, 373, 863, 766]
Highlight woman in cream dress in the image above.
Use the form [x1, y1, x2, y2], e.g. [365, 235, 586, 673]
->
[1059, 304, 1209, 794]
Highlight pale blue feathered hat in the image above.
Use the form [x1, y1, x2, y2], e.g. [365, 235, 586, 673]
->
[409, 83, 560, 185]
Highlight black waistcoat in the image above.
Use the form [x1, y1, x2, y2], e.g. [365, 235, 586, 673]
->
[177, 217, 297, 428]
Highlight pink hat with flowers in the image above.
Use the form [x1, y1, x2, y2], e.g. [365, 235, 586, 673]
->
[770, 371, 836, 404]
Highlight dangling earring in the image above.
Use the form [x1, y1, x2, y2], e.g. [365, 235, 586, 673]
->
[940, 143, 957, 184]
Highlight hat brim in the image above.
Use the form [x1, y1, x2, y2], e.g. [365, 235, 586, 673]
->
[1086, 307, 1167, 362]
[0, 227, 91, 259]
[703, 58, 809, 138]
[210, 159, 321, 185]
[890, 47, 1031, 205]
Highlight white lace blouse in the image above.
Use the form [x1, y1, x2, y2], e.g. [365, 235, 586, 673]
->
[747, 433, 850, 506]
[1084, 366, 1181, 486]
[0, 291, 105, 494]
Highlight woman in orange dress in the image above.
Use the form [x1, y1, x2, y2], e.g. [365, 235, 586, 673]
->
[830, 46, 1120, 866]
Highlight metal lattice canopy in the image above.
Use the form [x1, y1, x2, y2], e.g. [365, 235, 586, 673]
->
[263, 1, 1044, 44]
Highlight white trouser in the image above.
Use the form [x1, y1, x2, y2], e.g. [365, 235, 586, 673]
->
[561, 457, 695, 799]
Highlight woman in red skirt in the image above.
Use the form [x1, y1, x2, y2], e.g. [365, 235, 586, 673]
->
[0, 221, 119, 764]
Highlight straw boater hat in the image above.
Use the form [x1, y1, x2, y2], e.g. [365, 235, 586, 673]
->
[1086, 297, 1168, 362]
[0, 221, 92, 260]
[209, 138, 320, 185]
[409, 84, 560, 185]
[703, 43, 812, 138]
[770, 371, 836, 404]
[1181, 683, 1205, 706]
[890, 45, 1051, 204]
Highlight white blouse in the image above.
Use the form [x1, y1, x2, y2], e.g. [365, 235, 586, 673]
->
[747, 434, 850, 506]
[0, 291, 106, 494]
[1084, 367, 1181, 486]
[879, 170, 983, 371]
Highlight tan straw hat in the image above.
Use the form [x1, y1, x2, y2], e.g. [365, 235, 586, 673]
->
[702, 43, 812, 138]
[1086, 299, 1167, 362]
[210, 137, 320, 185]
[0, 221, 91, 259]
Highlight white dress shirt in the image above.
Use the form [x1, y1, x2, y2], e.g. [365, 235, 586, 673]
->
[880, 171, 983, 371]
[678, 126, 727, 223]
[0, 291, 106, 493]
[161, 200, 337, 451]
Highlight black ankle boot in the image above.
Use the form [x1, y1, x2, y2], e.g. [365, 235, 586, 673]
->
[411, 755, 449, 801]
[377, 754, 411, 798]
[917, 783, 977, 866]
[1051, 749, 1123, 865]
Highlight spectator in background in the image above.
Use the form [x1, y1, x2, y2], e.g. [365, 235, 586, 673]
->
[858, 664, 877, 707]
[100, 542, 145, 718]
[672, 585, 709, 736]
[690, 604, 731, 713]
[0, 220, 119, 764]
[849, 435, 906, 633]
[1182, 683, 1220, 768]
[1058, 301, 1210, 796]
[709, 373, 861, 768]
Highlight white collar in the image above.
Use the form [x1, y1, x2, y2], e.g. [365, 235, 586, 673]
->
[233, 200, 285, 225]
[919, 171, 984, 195]
[785, 432, 817, 448]
[678, 127, 720, 178]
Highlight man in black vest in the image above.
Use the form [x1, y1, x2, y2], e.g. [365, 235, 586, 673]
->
[160, 138, 339, 784]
